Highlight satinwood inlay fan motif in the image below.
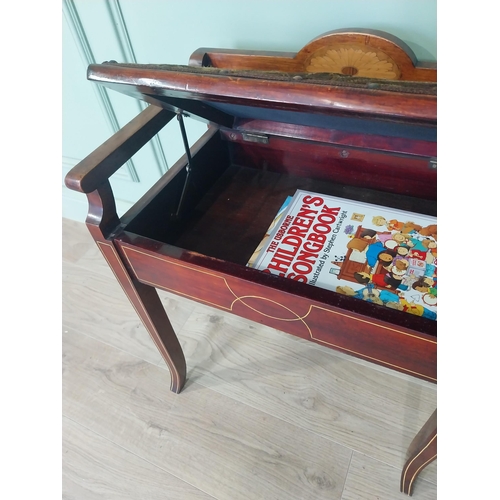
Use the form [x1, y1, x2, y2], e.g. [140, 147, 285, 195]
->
[306, 44, 400, 79]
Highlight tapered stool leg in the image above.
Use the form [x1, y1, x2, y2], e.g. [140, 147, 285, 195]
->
[400, 409, 437, 496]
[93, 237, 187, 393]
[83, 183, 186, 394]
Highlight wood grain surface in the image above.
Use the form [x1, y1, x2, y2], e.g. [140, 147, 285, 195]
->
[342, 452, 437, 500]
[62, 417, 214, 500]
[62, 218, 437, 499]
[170, 307, 437, 476]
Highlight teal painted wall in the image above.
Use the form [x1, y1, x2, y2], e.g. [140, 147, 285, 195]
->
[119, 0, 436, 62]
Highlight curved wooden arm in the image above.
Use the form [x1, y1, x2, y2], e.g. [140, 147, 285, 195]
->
[64, 105, 175, 194]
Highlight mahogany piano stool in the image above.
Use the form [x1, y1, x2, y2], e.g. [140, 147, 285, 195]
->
[65, 29, 437, 496]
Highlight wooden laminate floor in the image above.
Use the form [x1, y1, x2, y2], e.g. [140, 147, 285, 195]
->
[62, 217, 437, 500]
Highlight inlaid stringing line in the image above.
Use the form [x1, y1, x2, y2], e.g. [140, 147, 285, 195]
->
[408, 453, 437, 494]
[122, 246, 436, 344]
[402, 434, 437, 491]
[121, 246, 436, 381]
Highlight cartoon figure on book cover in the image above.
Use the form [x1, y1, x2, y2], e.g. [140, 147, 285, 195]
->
[334, 212, 437, 319]
[248, 190, 437, 321]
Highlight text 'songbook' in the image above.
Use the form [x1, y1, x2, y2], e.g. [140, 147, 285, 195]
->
[248, 190, 437, 320]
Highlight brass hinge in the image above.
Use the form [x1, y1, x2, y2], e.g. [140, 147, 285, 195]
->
[241, 132, 269, 144]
